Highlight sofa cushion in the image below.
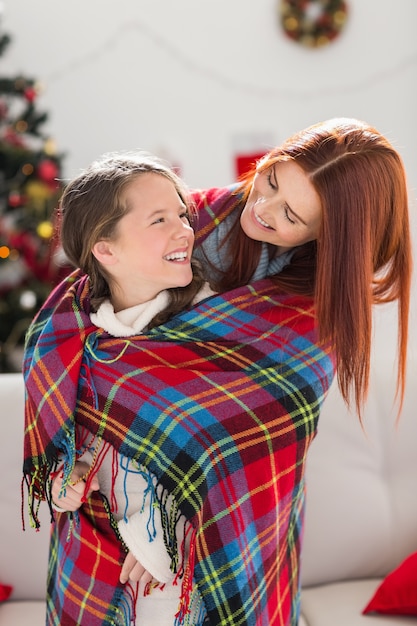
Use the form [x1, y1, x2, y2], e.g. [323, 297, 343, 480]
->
[0, 585, 12, 602]
[362, 551, 417, 616]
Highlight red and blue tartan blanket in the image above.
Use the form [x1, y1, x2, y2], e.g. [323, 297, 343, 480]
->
[23, 270, 335, 626]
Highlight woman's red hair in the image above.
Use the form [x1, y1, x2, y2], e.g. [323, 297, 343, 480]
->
[219, 118, 412, 415]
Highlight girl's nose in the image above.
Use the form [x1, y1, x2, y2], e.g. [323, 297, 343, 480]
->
[173, 220, 194, 241]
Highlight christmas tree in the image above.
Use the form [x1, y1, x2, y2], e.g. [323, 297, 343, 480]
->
[0, 25, 67, 372]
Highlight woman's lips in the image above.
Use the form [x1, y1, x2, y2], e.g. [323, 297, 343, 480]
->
[251, 200, 273, 230]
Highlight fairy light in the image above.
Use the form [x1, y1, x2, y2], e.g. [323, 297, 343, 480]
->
[0, 245, 10, 259]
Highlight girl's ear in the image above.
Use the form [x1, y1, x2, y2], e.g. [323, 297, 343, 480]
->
[92, 240, 117, 266]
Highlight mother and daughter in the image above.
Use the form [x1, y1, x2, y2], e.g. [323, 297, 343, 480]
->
[23, 118, 412, 626]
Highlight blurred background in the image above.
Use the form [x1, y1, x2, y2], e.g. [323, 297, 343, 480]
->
[0, 0, 416, 372]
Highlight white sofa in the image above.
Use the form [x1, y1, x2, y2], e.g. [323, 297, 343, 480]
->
[1, 347, 416, 625]
[299, 347, 417, 626]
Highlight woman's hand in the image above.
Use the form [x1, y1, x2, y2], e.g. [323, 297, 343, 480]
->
[51, 461, 100, 511]
[120, 551, 155, 585]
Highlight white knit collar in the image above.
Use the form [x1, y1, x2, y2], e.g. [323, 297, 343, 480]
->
[90, 291, 170, 337]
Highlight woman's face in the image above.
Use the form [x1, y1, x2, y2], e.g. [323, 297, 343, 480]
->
[240, 160, 322, 254]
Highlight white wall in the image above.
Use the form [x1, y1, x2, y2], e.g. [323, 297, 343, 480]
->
[3, 0, 417, 363]
[3, 1, 417, 186]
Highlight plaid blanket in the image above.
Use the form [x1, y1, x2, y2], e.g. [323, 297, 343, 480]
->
[23, 270, 335, 626]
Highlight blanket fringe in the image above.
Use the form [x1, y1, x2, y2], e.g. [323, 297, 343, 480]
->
[174, 524, 207, 626]
[120, 457, 159, 543]
[109, 582, 138, 625]
[158, 484, 184, 574]
[22, 456, 60, 530]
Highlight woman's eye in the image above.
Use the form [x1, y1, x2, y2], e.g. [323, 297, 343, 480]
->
[180, 211, 190, 223]
[284, 207, 296, 224]
[267, 170, 278, 191]
[151, 217, 164, 225]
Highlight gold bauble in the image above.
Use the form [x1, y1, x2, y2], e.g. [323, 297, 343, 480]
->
[37, 220, 54, 240]
[24, 180, 51, 210]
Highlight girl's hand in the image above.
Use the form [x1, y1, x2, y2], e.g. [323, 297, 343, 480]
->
[51, 461, 100, 512]
[120, 551, 155, 585]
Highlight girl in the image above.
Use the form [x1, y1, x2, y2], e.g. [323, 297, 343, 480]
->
[25, 152, 218, 625]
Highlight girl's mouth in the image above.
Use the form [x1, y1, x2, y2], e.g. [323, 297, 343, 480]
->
[163, 251, 189, 262]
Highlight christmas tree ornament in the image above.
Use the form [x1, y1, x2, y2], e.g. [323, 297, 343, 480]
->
[3, 127, 25, 147]
[36, 220, 53, 240]
[24, 179, 51, 208]
[279, 0, 349, 48]
[0, 244, 9, 258]
[7, 190, 23, 207]
[0, 99, 7, 119]
[23, 86, 36, 102]
[37, 158, 59, 186]
[21, 163, 34, 176]
[43, 138, 57, 156]
[19, 289, 37, 310]
[15, 119, 28, 133]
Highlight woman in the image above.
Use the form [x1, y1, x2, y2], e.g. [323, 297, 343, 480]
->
[191, 117, 412, 415]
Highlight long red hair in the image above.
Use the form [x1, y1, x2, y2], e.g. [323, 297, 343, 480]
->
[218, 118, 412, 414]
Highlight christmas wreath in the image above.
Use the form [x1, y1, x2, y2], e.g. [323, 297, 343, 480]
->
[280, 0, 348, 48]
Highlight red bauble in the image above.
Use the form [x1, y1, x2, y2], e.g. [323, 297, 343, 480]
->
[37, 159, 59, 185]
[8, 191, 24, 207]
[0, 99, 8, 119]
[24, 87, 37, 102]
[4, 127, 25, 148]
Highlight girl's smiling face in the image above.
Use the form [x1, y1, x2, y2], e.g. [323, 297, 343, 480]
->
[93, 172, 195, 311]
[240, 160, 322, 254]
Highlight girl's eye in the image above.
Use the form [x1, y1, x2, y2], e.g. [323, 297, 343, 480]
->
[284, 207, 296, 224]
[151, 217, 164, 225]
[267, 169, 278, 191]
[180, 211, 191, 223]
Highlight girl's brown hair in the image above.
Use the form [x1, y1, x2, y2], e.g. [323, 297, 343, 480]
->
[59, 152, 205, 328]
[218, 118, 412, 414]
